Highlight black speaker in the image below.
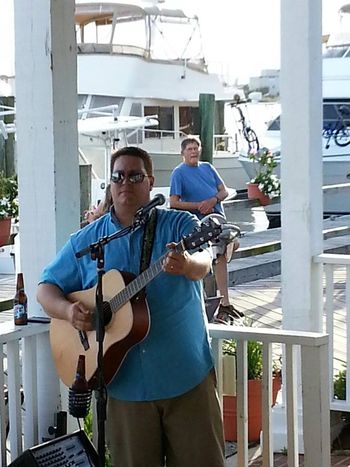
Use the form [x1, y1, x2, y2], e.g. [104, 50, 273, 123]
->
[9, 430, 99, 466]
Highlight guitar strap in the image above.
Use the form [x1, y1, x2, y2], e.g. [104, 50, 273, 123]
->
[140, 208, 158, 274]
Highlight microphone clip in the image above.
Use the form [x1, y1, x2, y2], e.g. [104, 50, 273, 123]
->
[134, 194, 166, 223]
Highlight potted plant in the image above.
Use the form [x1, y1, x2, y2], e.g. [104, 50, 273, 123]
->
[0, 173, 18, 246]
[247, 147, 281, 206]
[222, 336, 281, 442]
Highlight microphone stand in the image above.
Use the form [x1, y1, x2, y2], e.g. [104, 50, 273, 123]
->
[75, 214, 148, 466]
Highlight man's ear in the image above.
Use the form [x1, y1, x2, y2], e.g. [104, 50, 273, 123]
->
[148, 175, 155, 191]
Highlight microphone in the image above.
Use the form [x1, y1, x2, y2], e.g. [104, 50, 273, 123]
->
[135, 193, 166, 220]
[68, 355, 92, 419]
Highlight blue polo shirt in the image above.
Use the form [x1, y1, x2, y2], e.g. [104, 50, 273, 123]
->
[170, 161, 225, 218]
[40, 208, 213, 401]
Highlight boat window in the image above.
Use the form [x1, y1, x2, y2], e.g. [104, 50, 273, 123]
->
[179, 106, 199, 135]
[128, 103, 143, 144]
[323, 102, 350, 129]
[144, 106, 174, 138]
[323, 46, 349, 58]
[78, 95, 88, 110]
[111, 20, 147, 50]
[88, 96, 124, 117]
[267, 115, 280, 131]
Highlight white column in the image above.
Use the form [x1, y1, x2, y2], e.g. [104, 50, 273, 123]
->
[272, 0, 324, 451]
[14, 0, 79, 442]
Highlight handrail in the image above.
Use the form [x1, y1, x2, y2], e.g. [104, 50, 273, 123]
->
[313, 252, 350, 412]
[0, 322, 50, 465]
[209, 324, 330, 467]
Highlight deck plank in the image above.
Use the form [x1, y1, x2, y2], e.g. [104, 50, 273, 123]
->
[228, 268, 347, 372]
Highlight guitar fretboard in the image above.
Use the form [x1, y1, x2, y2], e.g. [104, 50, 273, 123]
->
[109, 250, 174, 313]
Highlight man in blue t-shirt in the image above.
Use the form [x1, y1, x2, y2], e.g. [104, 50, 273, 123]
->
[170, 136, 243, 322]
[37, 146, 225, 467]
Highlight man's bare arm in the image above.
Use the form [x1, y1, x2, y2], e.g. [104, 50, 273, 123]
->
[37, 283, 93, 331]
[169, 195, 201, 212]
[163, 245, 211, 281]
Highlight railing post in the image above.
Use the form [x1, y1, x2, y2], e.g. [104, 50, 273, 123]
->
[285, 344, 298, 465]
[261, 343, 273, 466]
[7, 340, 22, 459]
[301, 341, 330, 467]
[0, 345, 6, 466]
[236, 340, 248, 467]
[22, 335, 39, 449]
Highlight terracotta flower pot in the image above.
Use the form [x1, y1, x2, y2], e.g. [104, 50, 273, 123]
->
[223, 377, 281, 442]
[247, 183, 271, 206]
[0, 218, 11, 247]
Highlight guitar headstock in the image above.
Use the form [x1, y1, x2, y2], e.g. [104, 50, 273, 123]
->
[180, 217, 223, 252]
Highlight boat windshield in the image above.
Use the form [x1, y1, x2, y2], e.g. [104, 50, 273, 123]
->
[323, 45, 350, 58]
[266, 101, 350, 132]
[75, 3, 204, 64]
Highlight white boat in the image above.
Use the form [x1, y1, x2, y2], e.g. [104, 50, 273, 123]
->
[239, 2, 350, 220]
[74, 0, 249, 192]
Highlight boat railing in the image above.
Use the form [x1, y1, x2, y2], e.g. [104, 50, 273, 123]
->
[129, 128, 237, 155]
[314, 253, 350, 412]
[0, 321, 50, 465]
[77, 43, 149, 58]
[77, 43, 207, 72]
[209, 324, 330, 466]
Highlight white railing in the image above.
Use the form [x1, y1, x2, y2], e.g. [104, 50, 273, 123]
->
[0, 322, 50, 466]
[0, 315, 331, 466]
[314, 252, 350, 412]
[209, 324, 330, 467]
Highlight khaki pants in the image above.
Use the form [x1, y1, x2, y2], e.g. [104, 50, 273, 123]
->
[106, 370, 225, 467]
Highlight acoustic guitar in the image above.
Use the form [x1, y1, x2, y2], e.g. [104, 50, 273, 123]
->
[49, 218, 222, 388]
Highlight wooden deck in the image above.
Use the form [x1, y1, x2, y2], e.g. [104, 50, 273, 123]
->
[0, 274, 15, 320]
[228, 268, 347, 373]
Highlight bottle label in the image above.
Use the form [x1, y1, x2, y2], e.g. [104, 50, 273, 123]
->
[14, 304, 27, 322]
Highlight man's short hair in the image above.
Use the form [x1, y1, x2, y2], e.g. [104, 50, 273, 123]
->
[181, 136, 201, 153]
[110, 146, 153, 176]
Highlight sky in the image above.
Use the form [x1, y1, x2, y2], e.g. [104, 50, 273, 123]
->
[0, 0, 347, 85]
[171, 0, 345, 83]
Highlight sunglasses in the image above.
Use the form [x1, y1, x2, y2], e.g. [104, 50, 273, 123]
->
[111, 171, 149, 184]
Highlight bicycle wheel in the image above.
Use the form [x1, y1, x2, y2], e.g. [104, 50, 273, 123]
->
[245, 128, 260, 151]
[335, 126, 350, 147]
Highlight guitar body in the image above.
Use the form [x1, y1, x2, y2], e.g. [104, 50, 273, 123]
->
[50, 269, 150, 388]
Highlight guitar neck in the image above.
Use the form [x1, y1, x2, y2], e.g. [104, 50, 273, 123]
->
[109, 245, 181, 313]
[106, 218, 219, 315]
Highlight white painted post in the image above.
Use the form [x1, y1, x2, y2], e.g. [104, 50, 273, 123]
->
[273, 0, 324, 450]
[281, 0, 323, 334]
[14, 0, 79, 442]
[301, 342, 330, 467]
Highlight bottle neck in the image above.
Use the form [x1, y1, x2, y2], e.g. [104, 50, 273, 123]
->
[16, 273, 24, 290]
[76, 355, 86, 380]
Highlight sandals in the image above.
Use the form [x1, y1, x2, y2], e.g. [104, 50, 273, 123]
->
[213, 304, 244, 324]
[219, 304, 245, 318]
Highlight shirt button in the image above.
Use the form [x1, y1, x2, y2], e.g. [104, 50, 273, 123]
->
[142, 349, 146, 354]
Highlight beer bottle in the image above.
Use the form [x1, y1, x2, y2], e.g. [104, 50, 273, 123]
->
[68, 354, 92, 418]
[14, 273, 28, 325]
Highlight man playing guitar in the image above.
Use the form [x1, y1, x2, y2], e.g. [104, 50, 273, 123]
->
[37, 146, 225, 467]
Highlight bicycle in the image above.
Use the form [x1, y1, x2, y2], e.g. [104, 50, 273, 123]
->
[230, 101, 260, 152]
[323, 105, 350, 149]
